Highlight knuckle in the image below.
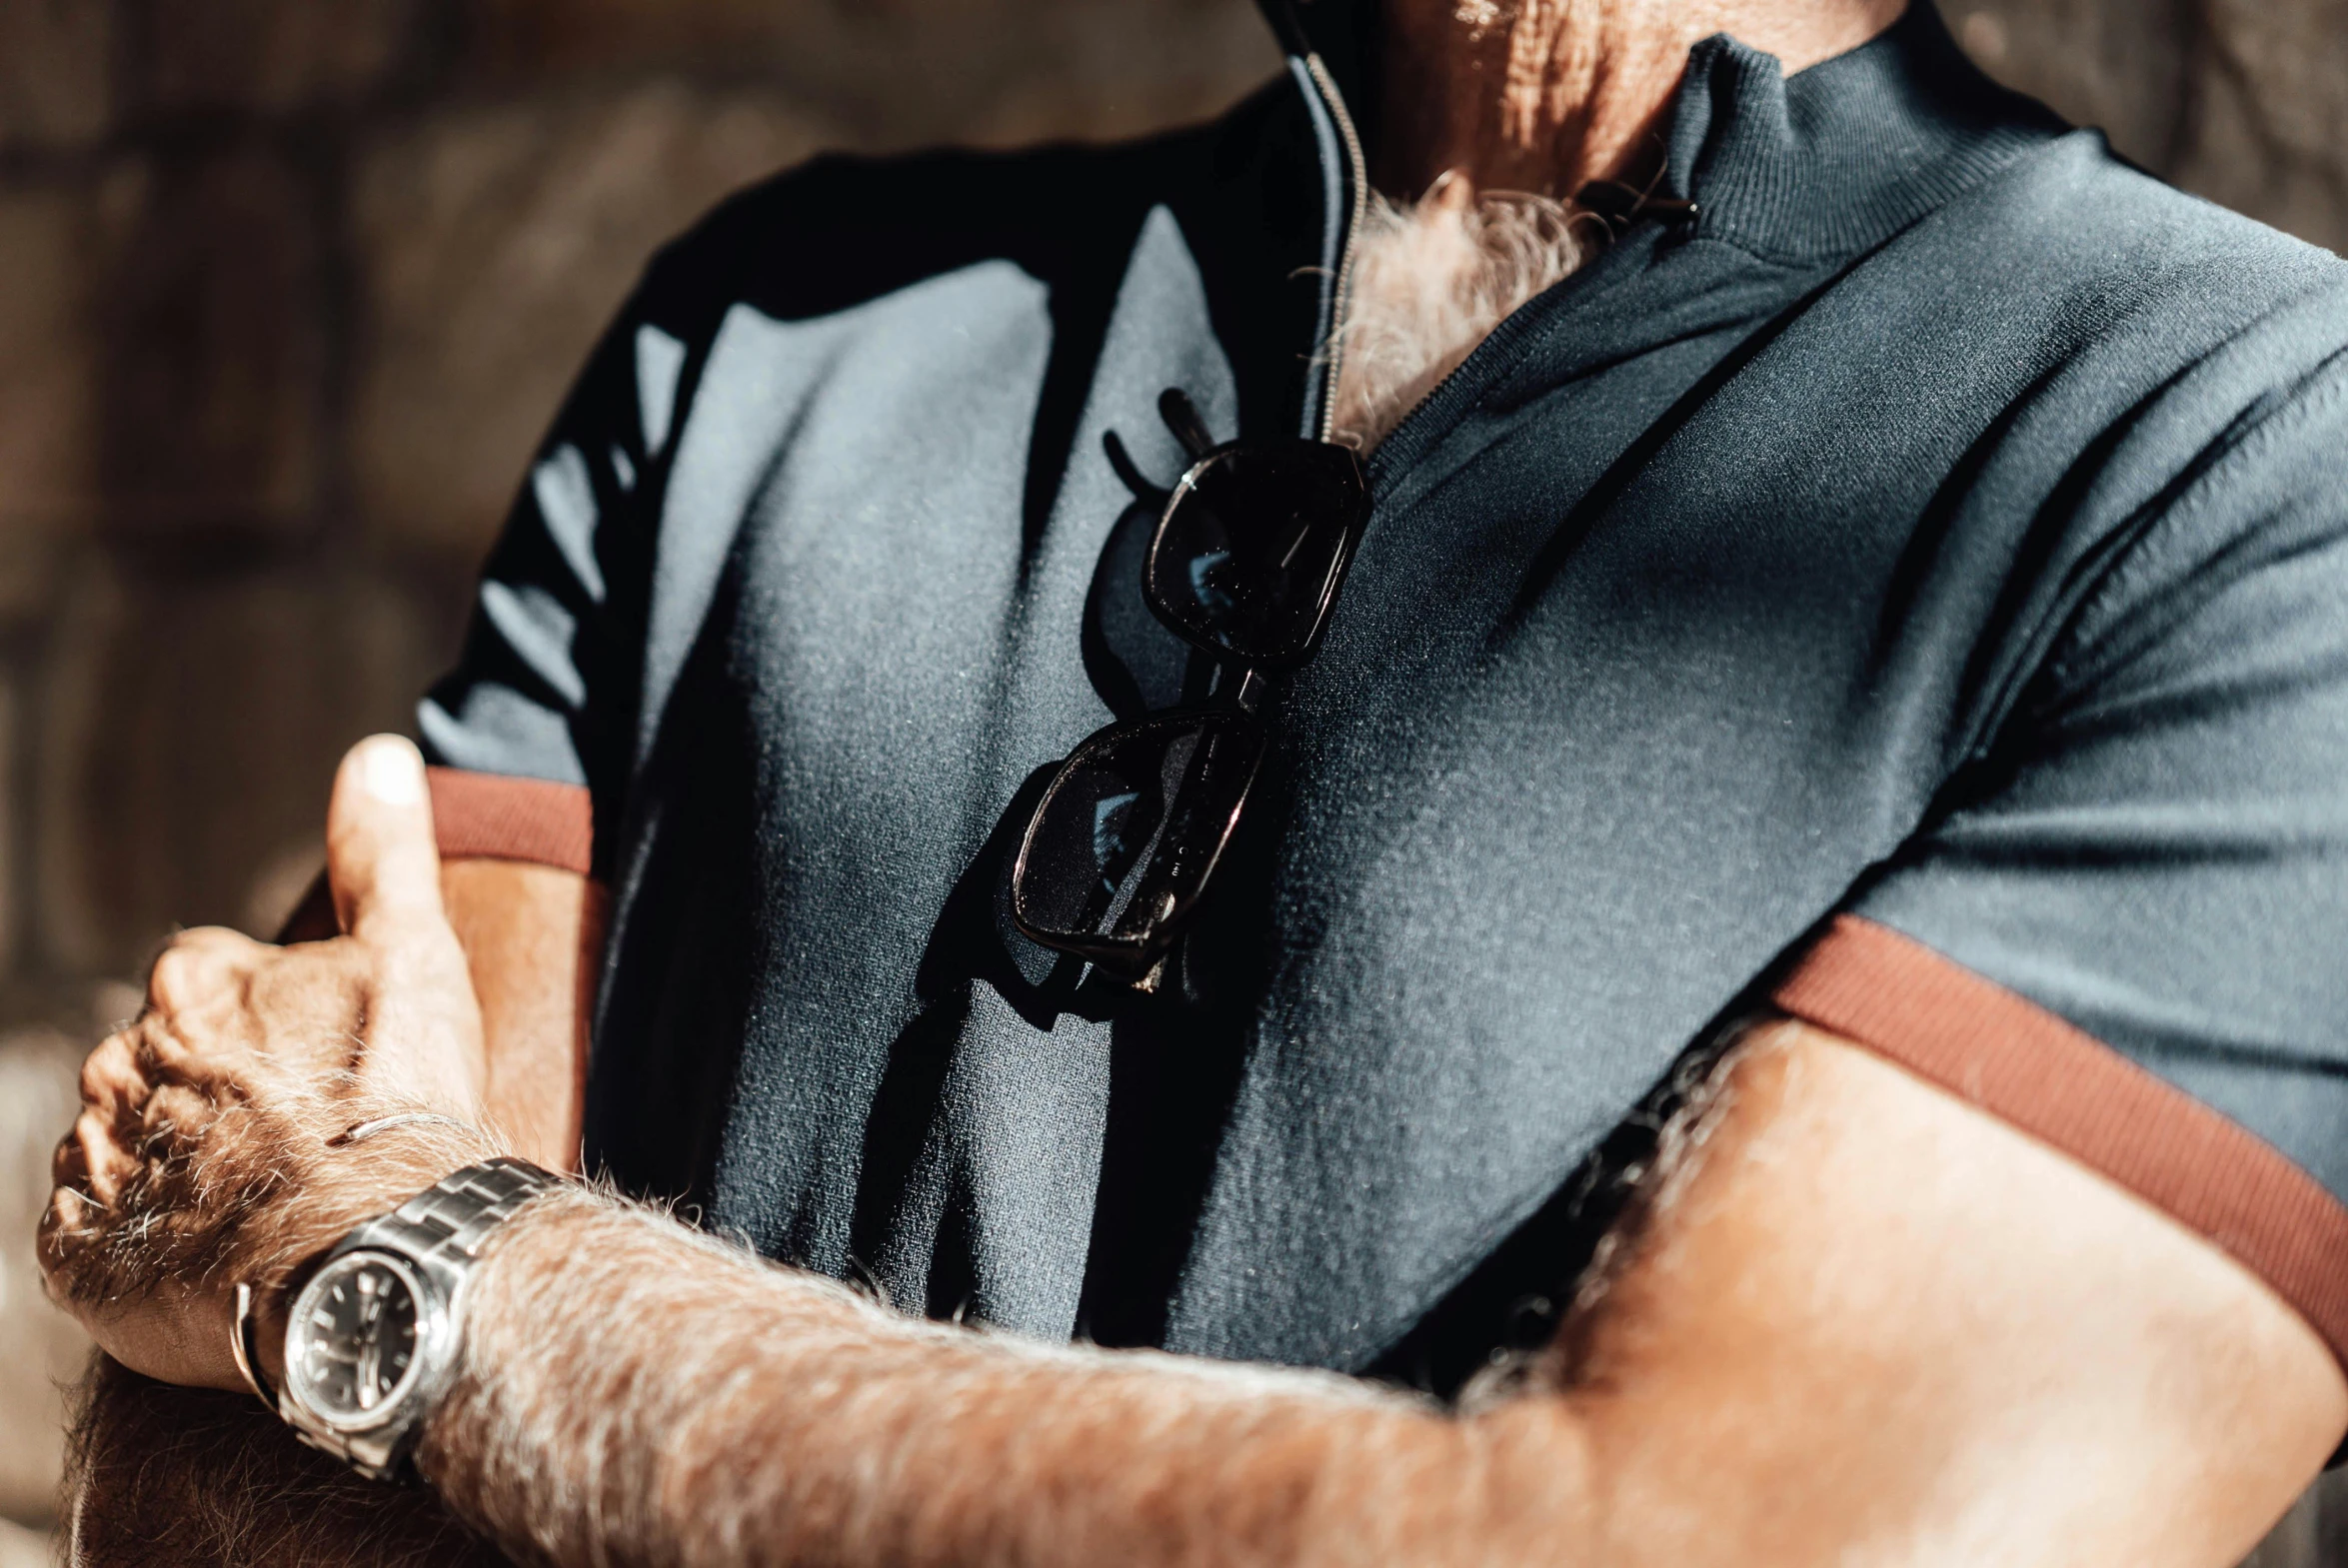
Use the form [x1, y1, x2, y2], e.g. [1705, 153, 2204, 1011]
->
[139, 991, 257, 1080]
[126, 1019, 192, 1088]
[77, 1032, 142, 1107]
[36, 1193, 80, 1276]
[72, 1109, 127, 1205]
[144, 925, 261, 1013]
[38, 1179, 86, 1237]
[137, 1018, 192, 1070]
[144, 948, 196, 1014]
[37, 1191, 106, 1308]
[50, 1126, 87, 1188]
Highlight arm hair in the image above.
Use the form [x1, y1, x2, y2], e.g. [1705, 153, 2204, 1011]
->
[416, 1021, 2345, 1568]
[58, 859, 595, 1567]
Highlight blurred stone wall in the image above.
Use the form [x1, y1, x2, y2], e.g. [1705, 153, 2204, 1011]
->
[0, 0, 1281, 1546]
[0, 0, 2344, 1557]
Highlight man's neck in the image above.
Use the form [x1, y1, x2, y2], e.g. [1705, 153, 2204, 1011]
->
[1373, 0, 1909, 200]
[1325, 0, 1909, 452]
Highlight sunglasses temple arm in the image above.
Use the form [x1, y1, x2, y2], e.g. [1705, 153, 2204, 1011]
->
[1159, 388, 1217, 463]
[1102, 429, 1170, 503]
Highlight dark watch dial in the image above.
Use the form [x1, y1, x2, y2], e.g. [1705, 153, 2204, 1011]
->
[287, 1252, 427, 1424]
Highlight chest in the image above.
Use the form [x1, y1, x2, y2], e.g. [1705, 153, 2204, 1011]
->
[605, 212, 2062, 1369]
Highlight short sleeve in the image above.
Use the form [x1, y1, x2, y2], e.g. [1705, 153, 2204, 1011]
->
[1776, 365, 2348, 1363]
[417, 273, 700, 875]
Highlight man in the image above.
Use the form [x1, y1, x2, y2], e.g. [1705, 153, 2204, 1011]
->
[40, 0, 2348, 1562]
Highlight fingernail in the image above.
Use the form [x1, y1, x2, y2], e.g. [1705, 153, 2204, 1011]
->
[360, 739, 426, 805]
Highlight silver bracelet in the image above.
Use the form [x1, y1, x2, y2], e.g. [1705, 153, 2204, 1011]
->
[226, 1114, 495, 1417]
[325, 1111, 477, 1149]
[223, 1112, 482, 1410]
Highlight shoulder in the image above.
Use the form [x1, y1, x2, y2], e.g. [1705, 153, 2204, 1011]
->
[1954, 133, 2348, 370]
[1840, 129, 2348, 536]
[616, 95, 1268, 352]
[1952, 150, 2348, 734]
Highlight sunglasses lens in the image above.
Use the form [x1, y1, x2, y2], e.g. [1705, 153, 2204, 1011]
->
[1148, 441, 1368, 666]
[1013, 711, 1265, 965]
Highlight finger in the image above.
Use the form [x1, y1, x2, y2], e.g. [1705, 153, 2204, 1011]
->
[79, 1030, 147, 1114]
[77, 1031, 157, 1194]
[50, 1123, 90, 1198]
[47, 1105, 139, 1218]
[67, 1108, 134, 1206]
[324, 737, 484, 1112]
[146, 926, 269, 1016]
[326, 737, 446, 947]
[138, 982, 271, 1084]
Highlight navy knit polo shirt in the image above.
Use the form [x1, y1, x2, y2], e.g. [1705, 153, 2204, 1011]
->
[420, 2, 2348, 1385]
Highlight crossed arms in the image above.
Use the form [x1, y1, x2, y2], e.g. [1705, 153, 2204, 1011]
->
[44, 740, 2348, 1566]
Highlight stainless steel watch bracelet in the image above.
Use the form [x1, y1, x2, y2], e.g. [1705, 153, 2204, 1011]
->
[356, 1156, 563, 1267]
[278, 1156, 562, 1481]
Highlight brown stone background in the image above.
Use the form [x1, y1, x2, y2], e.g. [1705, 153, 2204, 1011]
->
[0, 0, 2343, 1560]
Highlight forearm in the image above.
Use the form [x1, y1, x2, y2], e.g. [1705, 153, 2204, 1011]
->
[66, 822, 2335, 1568]
[421, 1195, 1592, 1568]
[441, 860, 603, 1173]
[414, 1024, 2347, 1568]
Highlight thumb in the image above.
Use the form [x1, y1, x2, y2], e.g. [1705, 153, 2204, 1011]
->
[324, 737, 484, 1113]
[326, 736, 446, 946]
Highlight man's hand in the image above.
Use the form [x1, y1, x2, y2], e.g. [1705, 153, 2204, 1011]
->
[39, 736, 504, 1394]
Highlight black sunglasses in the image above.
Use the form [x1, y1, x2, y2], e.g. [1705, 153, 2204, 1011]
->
[1010, 390, 1370, 989]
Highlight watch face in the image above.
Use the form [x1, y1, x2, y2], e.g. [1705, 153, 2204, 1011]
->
[287, 1252, 429, 1427]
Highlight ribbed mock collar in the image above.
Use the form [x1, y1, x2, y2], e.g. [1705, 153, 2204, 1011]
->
[1661, 3, 2065, 264]
[1259, 1, 2065, 267]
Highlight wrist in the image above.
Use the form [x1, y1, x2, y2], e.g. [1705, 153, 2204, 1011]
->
[249, 1118, 512, 1389]
[261, 1152, 567, 1484]
[409, 1184, 598, 1483]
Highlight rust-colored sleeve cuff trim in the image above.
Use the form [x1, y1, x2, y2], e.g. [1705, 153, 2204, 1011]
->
[1774, 913, 2348, 1371]
[427, 767, 594, 876]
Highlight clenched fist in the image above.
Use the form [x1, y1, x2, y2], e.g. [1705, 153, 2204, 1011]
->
[40, 737, 507, 1394]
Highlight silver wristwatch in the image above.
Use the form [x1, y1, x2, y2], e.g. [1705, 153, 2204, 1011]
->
[273, 1157, 560, 1481]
